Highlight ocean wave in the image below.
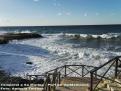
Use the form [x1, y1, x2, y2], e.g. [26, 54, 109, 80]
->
[13, 30, 36, 34]
[0, 33, 121, 77]
[0, 30, 35, 35]
[8, 34, 121, 76]
[64, 33, 121, 40]
[0, 31, 8, 35]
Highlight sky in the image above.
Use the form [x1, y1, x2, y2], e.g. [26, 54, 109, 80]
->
[0, 0, 121, 26]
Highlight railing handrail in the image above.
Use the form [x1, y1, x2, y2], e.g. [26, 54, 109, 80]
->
[45, 64, 97, 74]
[90, 56, 121, 73]
[90, 56, 121, 91]
[26, 64, 97, 80]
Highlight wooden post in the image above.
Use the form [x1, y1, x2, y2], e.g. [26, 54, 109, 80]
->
[90, 72, 94, 91]
[65, 65, 67, 77]
[58, 72, 61, 84]
[115, 59, 118, 78]
[95, 67, 97, 78]
[82, 65, 84, 77]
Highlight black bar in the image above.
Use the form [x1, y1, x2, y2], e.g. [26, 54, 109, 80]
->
[82, 66, 84, 77]
[115, 59, 118, 78]
[58, 72, 61, 84]
[65, 65, 67, 77]
[91, 56, 121, 73]
[90, 72, 93, 91]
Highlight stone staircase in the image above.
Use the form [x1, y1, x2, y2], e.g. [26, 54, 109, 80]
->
[55, 77, 99, 91]
[96, 78, 121, 91]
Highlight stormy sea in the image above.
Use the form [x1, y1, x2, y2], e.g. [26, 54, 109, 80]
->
[0, 25, 121, 77]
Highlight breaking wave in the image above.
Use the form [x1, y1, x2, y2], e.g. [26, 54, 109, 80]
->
[0, 32, 121, 77]
[64, 33, 121, 41]
[0, 30, 34, 35]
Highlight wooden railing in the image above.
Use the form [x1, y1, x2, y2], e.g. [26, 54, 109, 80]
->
[26, 56, 121, 91]
[27, 64, 96, 91]
[90, 56, 121, 91]
[45, 65, 96, 78]
[2, 56, 121, 91]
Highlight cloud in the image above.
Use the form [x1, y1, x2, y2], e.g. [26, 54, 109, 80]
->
[84, 13, 87, 17]
[57, 11, 71, 16]
[66, 12, 71, 16]
[57, 12, 62, 16]
[33, 0, 39, 2]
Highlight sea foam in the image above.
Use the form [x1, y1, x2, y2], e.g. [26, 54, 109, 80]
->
[0, 33, 121, 77]
[64, 33, 121, 40]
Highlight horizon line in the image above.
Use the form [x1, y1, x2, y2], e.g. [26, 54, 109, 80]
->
[0, 24, 121, 27]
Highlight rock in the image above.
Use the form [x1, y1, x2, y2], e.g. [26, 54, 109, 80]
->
[26, 62, 33, 65]
[74, 34, 80, 39]
[0, 33, 43, 44]
[2, 33, 42, 40]
[0, 38, 9, 44]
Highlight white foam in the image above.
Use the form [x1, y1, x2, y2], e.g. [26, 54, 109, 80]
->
[0, 33, 121, 77]
[65, 33, 121, 39]
[0, 31, 8, 35]
[13, 30, 34, 34]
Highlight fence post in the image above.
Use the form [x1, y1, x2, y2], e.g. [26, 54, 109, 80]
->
[90, 72, 94, 91]
[95, 67, 97, 78]
[58, 72, 61, 84]
[115, 58, 118, 78]
[65, 65, 67, 77]
[82, 65, 84, 77]
[95, 71, 97, 78]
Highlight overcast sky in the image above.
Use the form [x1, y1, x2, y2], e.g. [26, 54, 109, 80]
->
[0, 0, 121, 26]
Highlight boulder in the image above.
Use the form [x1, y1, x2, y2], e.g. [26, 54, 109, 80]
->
[0, 38, 9, 44]
[0, 33, 43, 44]
[26, 62, 33, 65]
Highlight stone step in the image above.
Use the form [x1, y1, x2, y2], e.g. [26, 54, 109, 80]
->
[98, 88, 112, 91]
[108, 85, 121, 91]
[61, 77, 99, 84]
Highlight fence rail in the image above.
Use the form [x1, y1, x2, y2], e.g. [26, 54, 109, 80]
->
[90, 56, 121, 91]
[27, 64, 96, 91]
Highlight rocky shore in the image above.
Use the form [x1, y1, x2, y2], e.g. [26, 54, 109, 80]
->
[0, 33, 43, 44]
[0, 69, 22, 84]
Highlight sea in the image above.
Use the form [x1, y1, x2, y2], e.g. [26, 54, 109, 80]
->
[0, 25, 121, 77]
